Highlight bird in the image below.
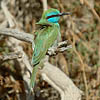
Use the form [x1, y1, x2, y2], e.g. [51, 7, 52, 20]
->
[30, 8, 71, 90]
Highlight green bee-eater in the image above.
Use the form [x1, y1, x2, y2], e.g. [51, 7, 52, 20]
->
[30, 8, 70, 90]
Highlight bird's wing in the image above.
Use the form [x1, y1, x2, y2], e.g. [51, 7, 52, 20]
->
[32, 25, 59, 66]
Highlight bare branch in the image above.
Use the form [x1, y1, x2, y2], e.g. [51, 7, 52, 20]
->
[42, 0, 48, 11]
[1, 1, 34, 99]
[0, 52, 22, 64]
[0, 1, 83, 100]
[41, 62, 83, 100]
[0, 28, 34, 44]
[0, 28, 71, 56]
[48, 41, 72, 56]
[83, 0, 100, 23]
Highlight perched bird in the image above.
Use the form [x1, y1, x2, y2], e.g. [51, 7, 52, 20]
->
[30, 8, 70, 90]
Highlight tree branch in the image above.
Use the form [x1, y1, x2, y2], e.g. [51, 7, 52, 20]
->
[0, 28, 71, 56]
[41, 61, 83, 100]
[0, 52, 22, 64]
[0, 28, 34, 44]
[48, 41, 72, 56]
[0, 1, 83, 100]
[1, 1, 34, 99]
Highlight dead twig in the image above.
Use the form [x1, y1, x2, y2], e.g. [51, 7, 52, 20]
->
[48, 40, 72, 56]
[1, 1, 33, 99]
[0, 1, 83, 100]
[42, 0, 48, 11]
[0, 28, 71, 56]
[0, 52, 22, 64]
[70, 30, 88, 100]
[83, 0, 100, 23]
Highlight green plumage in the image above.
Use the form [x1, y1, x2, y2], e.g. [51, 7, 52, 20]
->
[32, 24, 59, 65]
[30, 24, 59, 90]
[30, 8, 70, 90]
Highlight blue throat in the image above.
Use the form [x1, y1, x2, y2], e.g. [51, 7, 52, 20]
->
[47, 17, 60, 23]
[46, 12, 60, 23]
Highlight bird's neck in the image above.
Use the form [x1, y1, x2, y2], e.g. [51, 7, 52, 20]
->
[42, 22, 60, 28]
[50, 23, 60, 29]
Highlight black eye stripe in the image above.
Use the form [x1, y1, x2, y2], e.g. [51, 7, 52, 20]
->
[46, 14, 59, 19]
[46, 12, 71, 19]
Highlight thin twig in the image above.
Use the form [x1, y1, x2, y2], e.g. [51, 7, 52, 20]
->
[42, 0, 48, 11]
[0, 52, 22, 63]
[48, 40, 72, 56]
[0, 1, 83, 100]
[70, 30, 88, 100]
[1, 1, 34, 99]
[73, 48, 88, 100]
[57, 0, 65, 12]
[1, 1, 16, 28]
[84, 0, 100, 23]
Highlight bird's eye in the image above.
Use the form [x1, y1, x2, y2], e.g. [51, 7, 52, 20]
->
[41, 25, 46, 29]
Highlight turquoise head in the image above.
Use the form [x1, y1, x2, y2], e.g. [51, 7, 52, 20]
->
[46, 9, 60, 23]
[37, 8, 71, 25]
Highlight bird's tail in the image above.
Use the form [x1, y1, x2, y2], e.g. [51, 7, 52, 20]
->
[30, 65, 39, 91]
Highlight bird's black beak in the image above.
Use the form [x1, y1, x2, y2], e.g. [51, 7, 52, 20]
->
[58, 12, 71, 16]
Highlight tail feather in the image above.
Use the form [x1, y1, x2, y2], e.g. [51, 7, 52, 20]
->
[30, 65, 39, 91]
